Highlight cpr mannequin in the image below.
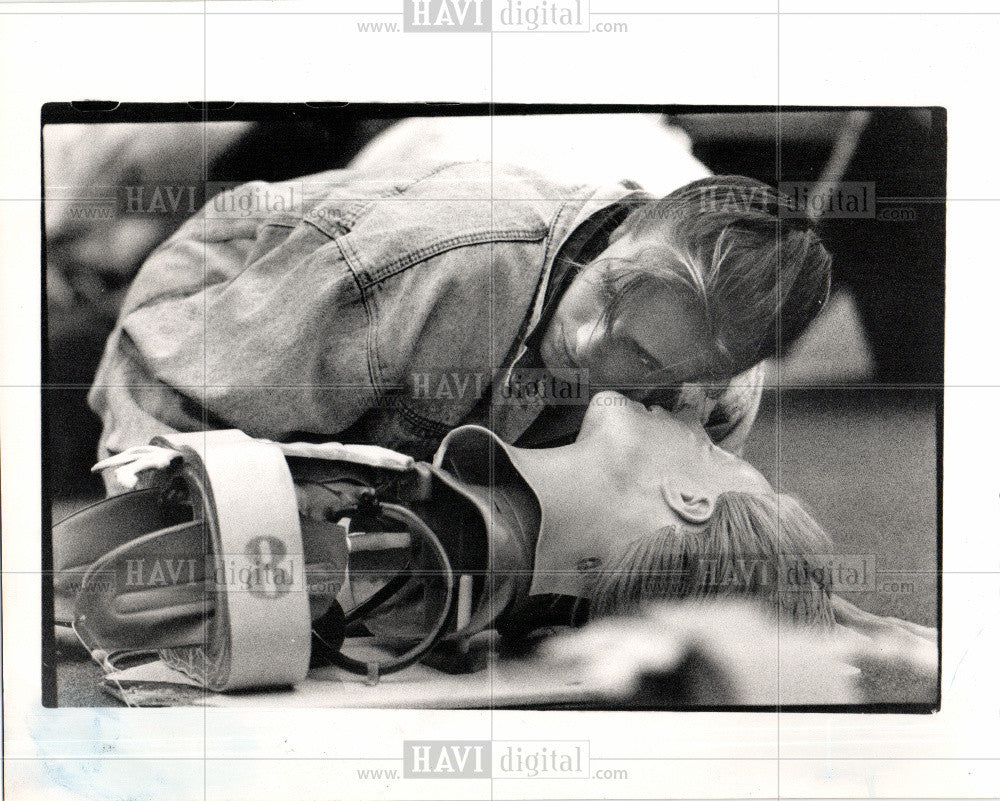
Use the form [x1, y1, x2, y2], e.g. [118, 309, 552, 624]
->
[295, 388, 834, 658]
[57, 391, 834, 691]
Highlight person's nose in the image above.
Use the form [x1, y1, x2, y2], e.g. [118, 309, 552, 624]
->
[674, 384, 710, 418]
[672, 402, 705, 427]
[572, 318, 604, 366]
[671, 390, 714, 443]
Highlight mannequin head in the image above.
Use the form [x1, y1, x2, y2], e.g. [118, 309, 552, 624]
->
[440, 390, 834, 626]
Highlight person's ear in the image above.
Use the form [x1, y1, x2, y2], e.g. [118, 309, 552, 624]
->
[662, 485, 715, 524]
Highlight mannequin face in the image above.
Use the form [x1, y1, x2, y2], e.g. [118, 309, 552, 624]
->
[483, 391, 773, 599]
[508, 390, 770, 533]
[574, 390, 770, 502]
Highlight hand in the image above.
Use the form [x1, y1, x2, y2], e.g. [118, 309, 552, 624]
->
[541, 600, 859, 706]
[830, 594, 938, 704]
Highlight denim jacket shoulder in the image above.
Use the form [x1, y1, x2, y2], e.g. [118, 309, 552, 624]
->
[294, 161, 599, 453]
[303, 161, 560, 283]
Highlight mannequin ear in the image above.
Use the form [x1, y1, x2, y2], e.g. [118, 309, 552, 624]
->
[662, 484, 715, 524]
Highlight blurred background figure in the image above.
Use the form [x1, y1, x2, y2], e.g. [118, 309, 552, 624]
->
[348, 112, 711, 193]
[45, 122, 253, 326]
[542, 596, 938, 707]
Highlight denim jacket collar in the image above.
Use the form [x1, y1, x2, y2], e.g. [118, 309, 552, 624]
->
[490, 182, 653, 444]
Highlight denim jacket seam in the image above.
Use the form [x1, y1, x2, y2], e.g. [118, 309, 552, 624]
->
[334, 235, 383, 396]
[367, 282, 385, 396]
[302, 207, 364, 239]
[396, 402, 456, 439]
[391, 160, 465, 194]
[497, 198, 579, 381]
[359, 227, 548, 290]
[540, 197, 582, 272]
[258, 217, 302, 231]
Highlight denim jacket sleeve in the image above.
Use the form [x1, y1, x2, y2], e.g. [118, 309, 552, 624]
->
[89, 163, 579, 459]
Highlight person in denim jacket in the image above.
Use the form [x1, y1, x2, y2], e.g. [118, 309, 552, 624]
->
[89, 161, 831, 470]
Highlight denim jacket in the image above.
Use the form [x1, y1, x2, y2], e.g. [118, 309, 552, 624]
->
[89, 161, 761, 463]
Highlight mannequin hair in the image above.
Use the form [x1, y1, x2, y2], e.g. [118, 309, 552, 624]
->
[588, 491, 835, 626]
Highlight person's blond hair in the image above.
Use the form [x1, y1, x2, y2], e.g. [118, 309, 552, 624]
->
[598, 176, 832, 397]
